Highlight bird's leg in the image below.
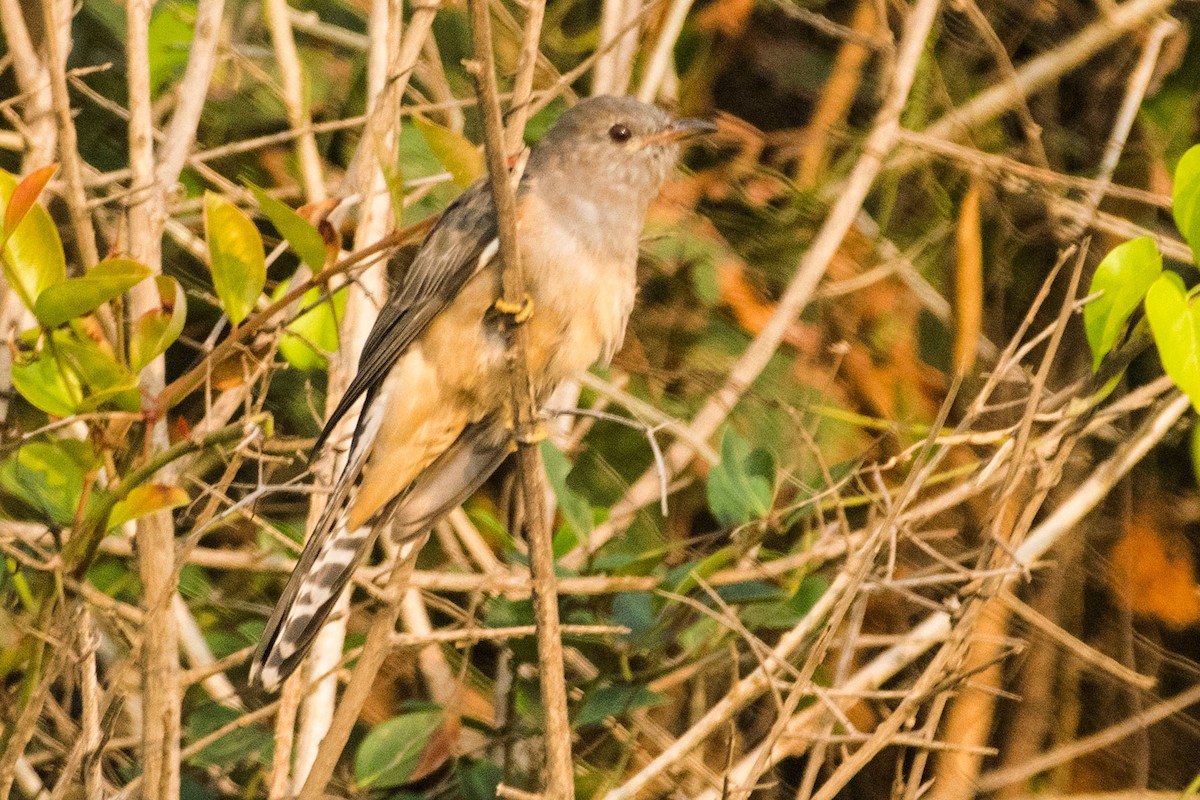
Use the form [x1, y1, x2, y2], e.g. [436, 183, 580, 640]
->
[493, 292, 534, 324]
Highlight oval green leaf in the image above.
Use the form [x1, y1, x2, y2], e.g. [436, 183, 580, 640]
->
[108, 484, 189, 530]
[575, 685, 668, 729]
[540, 440, 594, 540]
[247, 183, 326, 272]
[0, 440, 91, 527]
[412, 116, 485, 187]
[1083, 237, 1162, 371]
[204, 192, 265, 326]
[0, 169, 67, 311]
[274, 271, 345, 370]
[1174, 144, 1200, 265]
[55, 331, 140, 413]
[1145, 271, 1200, 409]
[130, 276, 187, 372]
[706, 427, 776, 527]
[11, 348, 81, 417]
[34, 259, 151, 328]
[354, 709, 444, 789]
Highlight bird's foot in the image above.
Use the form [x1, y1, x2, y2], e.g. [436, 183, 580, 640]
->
[515, 424, 548, 445]
[500, 420, 548, 449]
[493, 293, 534, 324]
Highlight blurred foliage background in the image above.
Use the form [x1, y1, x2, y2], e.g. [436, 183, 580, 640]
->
[3, 0, 1200, 798]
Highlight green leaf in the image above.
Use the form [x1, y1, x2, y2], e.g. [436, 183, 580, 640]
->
[1191, 420, 1200, 484]
[1145, 272, 1200, 409]
[0, 440, 91, 527]
[1083, 237, 1162, 371]
[148, 1, 196, 97]
[355, 709, 444, 789]
[706, 428, 776, 526]
[11, 347, 81, 416]
[130, 275, 187, 373]
[107, 484, 189, 530]
[204, 192, 265, 326]
[666, 547, 735, 596]
[412, 116, 485, 187]
[274, 272, 345, 370]
[540, 440, 594, 539]
[0, 169, 66, 311]
[739, 575, 830, 630]
[574, 684, 667, 728]
[247, 183, 326, 271]
[1174, 144, 1200, 265]
[185, 703, 274, 769]
[457, 760, 504, 800]
[54, 333, 140, 413]
[34, 259, 151, 328]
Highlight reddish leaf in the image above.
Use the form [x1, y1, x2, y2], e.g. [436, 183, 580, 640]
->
[3, 164, 58, 243]
[409, 713, 460, 783]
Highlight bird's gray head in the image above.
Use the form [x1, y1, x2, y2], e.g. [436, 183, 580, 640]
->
[526, 96, 716, 212]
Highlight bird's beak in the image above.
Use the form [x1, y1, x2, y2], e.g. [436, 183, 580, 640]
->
[667, 118, 719, 138]
[643, 118, 718, 146]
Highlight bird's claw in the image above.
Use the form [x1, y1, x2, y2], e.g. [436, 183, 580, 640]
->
[500, 420, 547, 446]
[516, 424, 548, 445]
[493, 293, 534, 324]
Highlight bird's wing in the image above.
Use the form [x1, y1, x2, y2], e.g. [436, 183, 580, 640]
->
[251, 181, 500, 690]
[314, 178, 499, 455]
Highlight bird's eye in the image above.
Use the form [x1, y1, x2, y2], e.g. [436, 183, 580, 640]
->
[608, 124, 632, 143]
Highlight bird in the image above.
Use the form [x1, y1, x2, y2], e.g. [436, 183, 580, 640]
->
[250, 95, 716, 691]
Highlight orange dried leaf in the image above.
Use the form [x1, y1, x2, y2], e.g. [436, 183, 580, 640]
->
[796, 0, 876, 187]
[1109, 520, 1200, 628]
[3, 164, 58, 239]
[695, 0, 755, 36]
[954, 180, 984, 375]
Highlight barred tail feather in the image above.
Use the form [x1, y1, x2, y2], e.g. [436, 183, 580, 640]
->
[249, 512, 378, 691]
[250, 420, 510, 691]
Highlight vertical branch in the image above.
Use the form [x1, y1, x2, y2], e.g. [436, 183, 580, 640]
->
[264, 0, 327, 201]
[505, 0, 546, 153]
[593, 0, 640, 96]
[125, 1, 181, 796]
[465, 1, 573, 795]
[635, 0, 694, 103]
[126, 1, 225, 796]
[1062, 17, 1177, 236]
[292, 0, 434, 791]
[40, 0, 99, 267]
[155, 0, 227, 188]
[79, 613, 103, 800]
[0, 0, 56, 167]
[263, 2, 329, 791]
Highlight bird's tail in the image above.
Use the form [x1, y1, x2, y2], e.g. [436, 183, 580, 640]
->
[250, 420, 512, 691]
[249, 498, 377, 691]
